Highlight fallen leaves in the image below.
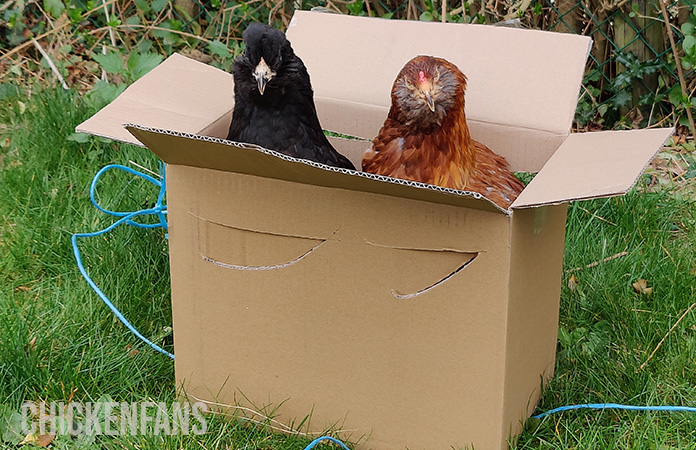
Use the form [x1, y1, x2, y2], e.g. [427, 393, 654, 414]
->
[567, 274, 579, 292]
[632, 278, 653, 296]
[19, 432, 55, 447]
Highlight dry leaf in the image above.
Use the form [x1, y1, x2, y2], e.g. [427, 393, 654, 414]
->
[19, 433, 36, 446]
[35, 433, 55, 447]
[19, 433, 54, 447]
[24, 336, 37, 354]
[567, 274, 579, 292]
[632, 279, 653, 296]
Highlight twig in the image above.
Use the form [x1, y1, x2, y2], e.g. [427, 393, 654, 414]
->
[34, 0, 55, 31]
[580, 83, 599, 107]
[605, 0, 632, 12]
[653, 111, 676, 128]
[191, 396, 298, 433]
[577, 205, 617, 226]
[189, 395, 357, 436]
[0, 57, 49, 84]
[88, 24, 234, 45]
[505, 0, 533, 20]
[325, 0, 342, 13]
[102, 0, 117, 47]
[658, 0, 696, 138]
[631, 13, 668, 25]
[566, 251, 628, 273]
[449, 4, 464, 16]
[128, 160, 162, 179]
[639, 301, 696, 370]
[101, 45, 107, 81]
[660, 244, 676, 264]
[31, 39, 69, 90]
[131, 1, 173, 53]
[268, 0, 285, 25]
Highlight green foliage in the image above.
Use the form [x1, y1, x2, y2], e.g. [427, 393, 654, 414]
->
[612, 51, 660, 92]
[87, 50, 163, 106]
[92, 51, 123, 75]
[681, 8, 696, 70]
[84, 80, 126, 110]
[43, 0, 65, 18]
[413, 0, 483, 23]
[2, 0, 693, 130]
[673, 8, 696, 128]
[126, 52, 165, 80]
[208, 39, 232, 59]
[0, 404, 23, 445]
[558, 321, 612, 361]
[667, 84, 696, 128]
[576, 50, 671, 129]
[346, 0, 367, 16]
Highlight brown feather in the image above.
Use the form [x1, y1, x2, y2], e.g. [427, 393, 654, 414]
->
[362, 55, 524, 209]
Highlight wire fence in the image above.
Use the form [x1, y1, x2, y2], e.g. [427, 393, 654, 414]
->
[1, 0, 694, 131]
[531, 0, 694, 131]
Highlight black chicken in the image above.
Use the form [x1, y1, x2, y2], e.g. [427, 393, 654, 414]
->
[226, 23, 355, 170]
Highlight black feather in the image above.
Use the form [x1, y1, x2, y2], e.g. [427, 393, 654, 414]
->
[226, 23, 355, 170]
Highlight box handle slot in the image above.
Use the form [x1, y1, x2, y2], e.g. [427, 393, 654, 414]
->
[364, 241, 479, 299]
[391, 253, 478, 299]
[194, 213, 335, 271]
[200, 238, 327, 271]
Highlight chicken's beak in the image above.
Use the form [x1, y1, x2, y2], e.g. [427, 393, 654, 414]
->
[425, 91, 436, 112]
[256, 76, 267, 95]
[253, 57, 275, 95]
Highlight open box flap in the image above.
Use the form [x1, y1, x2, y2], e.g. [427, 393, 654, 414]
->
[126, 125, 508, 215]
[287, 11, 592, 142]
[75, 53, 234, 146]
[511, 128, 674, 209]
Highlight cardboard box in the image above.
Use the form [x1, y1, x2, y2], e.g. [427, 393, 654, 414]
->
[77, 11, 673, 450]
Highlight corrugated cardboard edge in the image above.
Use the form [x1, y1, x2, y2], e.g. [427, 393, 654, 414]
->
[124, 123, 512, 215]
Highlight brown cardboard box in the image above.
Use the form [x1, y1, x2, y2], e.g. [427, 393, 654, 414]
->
[77, 11, 673, 450]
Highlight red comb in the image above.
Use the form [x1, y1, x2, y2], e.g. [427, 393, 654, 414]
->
[418, 70, 428, 84]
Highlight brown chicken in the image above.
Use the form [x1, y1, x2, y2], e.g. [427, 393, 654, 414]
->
[362, 55, 524, 209]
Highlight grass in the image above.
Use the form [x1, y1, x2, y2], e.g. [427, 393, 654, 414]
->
[1, 86, 696, 449]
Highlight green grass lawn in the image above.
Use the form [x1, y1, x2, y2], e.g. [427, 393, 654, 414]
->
[1, 87, 696, 449]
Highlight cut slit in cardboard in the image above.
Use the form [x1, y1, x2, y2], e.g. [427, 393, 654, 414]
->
[76, 11, 673, 450]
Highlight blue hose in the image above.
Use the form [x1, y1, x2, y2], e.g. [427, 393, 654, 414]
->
[72, 163, 173, 359]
